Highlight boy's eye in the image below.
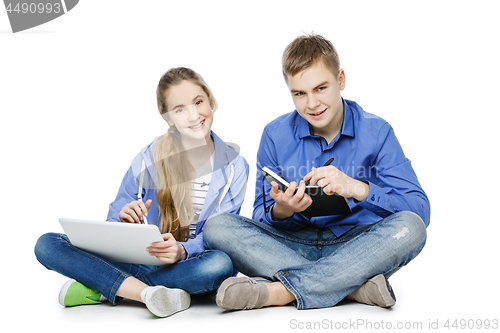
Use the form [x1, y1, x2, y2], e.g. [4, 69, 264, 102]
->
[317, 86, 326, 92]
[294, 92, 304, 97]
[174, 108, 184, 113]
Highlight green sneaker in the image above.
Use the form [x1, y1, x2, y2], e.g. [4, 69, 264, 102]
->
[59, 279, 107, 307]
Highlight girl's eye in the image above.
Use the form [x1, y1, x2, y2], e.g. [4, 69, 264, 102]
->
[175, 108, 184, 113]
[195, 100, 202, 106]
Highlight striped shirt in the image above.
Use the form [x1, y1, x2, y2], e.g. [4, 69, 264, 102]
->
[189, 155, 214, 239]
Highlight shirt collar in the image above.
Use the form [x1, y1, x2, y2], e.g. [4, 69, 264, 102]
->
[341, 99, 355, 138]
[298, 98, 355, 139]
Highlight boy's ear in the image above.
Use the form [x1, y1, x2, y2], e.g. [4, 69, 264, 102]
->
[338, 69, 346, 90]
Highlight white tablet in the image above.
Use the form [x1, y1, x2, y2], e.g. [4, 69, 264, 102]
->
[59, 218, 167, 266]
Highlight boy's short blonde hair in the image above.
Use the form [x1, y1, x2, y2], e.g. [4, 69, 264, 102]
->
[282, 33, 340, 81]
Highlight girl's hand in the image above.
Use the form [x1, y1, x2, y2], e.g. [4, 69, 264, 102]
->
[118, 199, 152, 223]
[147, 233, 187, 264]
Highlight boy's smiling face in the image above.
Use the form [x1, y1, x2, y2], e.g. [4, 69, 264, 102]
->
[286, 61, 346, 142]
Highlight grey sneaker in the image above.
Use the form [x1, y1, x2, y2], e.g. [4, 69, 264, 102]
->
[141, 286, 190, 317]
[350, 274, 396, 308]
[216, 277, 270, 310]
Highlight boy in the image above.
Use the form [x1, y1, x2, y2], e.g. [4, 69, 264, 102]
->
[204, 33, 430, 310]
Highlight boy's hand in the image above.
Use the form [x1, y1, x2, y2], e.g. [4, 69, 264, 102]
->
[147, 233, 187, 263]
[270, 180, 312, 220]
[119, 199, 152, 223]
[304, 166, 369, 202]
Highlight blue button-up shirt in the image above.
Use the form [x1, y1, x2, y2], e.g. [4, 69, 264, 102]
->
[253, 99, 430, 236]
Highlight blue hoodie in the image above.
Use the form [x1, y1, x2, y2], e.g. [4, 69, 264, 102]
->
[106, 131, 249, 259]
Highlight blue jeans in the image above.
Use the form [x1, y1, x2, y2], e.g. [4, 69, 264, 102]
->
[34, 233, 233, 304]
[203, 211, 426, 309]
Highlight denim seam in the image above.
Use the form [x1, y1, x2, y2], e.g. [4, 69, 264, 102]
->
[186, 286, 211, 294]
[109, 273, 129, 304]
[243, 218, 363, 247]
[318, 229, 323, 259]
[275, 272, 303, 309]
[242, 218, 319, 245]
[141, 250, 211, 280]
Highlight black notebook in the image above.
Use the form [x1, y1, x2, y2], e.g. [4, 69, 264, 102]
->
[262, 167, 352, 219]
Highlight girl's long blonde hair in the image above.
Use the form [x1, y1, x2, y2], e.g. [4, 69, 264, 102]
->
[154, 67, 217, 241]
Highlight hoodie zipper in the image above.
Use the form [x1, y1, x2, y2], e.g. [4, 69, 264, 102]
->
[218, 163, 235, 212]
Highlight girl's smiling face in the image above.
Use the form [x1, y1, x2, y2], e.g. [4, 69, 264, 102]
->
[163, 80, 213, 144]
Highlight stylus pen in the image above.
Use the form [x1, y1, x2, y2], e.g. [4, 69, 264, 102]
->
[138, 197, 148, 225]
[138, 159, 148, 224]
[305, 157, 334, 186]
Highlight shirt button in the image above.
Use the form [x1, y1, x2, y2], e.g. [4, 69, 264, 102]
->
[371, 195, 376, 201]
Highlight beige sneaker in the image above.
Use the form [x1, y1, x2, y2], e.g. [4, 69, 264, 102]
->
[216, 277, 270, 310]
[350, 274, 396, 308]
[141, 286, 190, 317]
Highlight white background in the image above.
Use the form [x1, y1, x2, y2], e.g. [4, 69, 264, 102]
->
[1, 1, 499, 332]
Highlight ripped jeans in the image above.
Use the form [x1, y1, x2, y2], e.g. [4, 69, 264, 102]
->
[203, 211, 427, 309]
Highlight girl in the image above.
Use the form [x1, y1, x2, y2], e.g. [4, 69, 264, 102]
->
[35, 67, 249, 318]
